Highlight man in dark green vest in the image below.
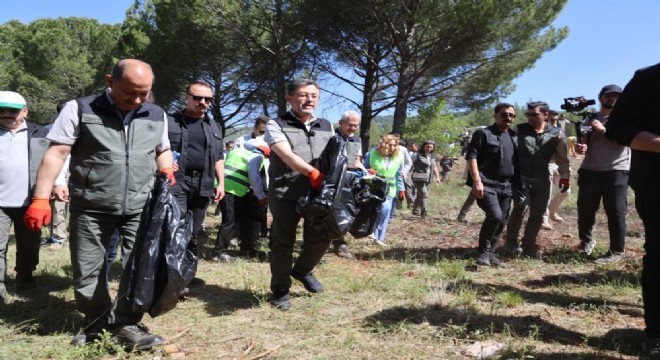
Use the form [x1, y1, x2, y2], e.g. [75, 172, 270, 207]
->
[265, 79, 334, 310]
[24, 59, 175, 350]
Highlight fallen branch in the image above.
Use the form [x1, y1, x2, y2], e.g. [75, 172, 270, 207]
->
[167, 327, 191, 343]
[236, 338, 256, 360]
[246, 344, 282, 360]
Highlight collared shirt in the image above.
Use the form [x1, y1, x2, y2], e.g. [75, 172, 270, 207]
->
[47, 89, 170, 152]
[465, 124, 517, 187]
[0, 121, 29, 206]
[264, 110, 317, 146]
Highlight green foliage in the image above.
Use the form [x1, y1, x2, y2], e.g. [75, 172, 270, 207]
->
[406, 99, 464, 156]
[495, 291, 524, 308]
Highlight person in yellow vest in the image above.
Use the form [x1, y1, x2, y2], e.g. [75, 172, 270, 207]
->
[363, 134, 405, 246]
[214, 145, 270, 262]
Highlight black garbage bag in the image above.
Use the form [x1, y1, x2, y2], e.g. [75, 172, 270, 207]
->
[298, 135, 360, 240]
[349, 175, 388, 238]
[120, 174, 195, 317]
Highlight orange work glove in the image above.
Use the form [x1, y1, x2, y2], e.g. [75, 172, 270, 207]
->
[366, 168, 376, 175]
[559, 178, 570, 193]
[160, 167, 176, 187]
[24, 198, 52, 231]
[398, 191, 405, 201]
[256, 145, 271, 158]
[308, 168, 324, 191]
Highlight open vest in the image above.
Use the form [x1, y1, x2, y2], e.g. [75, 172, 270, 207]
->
[224, 147, 263, 197]
[268, 113, 333, 200]
[369, 150, 403, 198]
[69, 93, 165, 214]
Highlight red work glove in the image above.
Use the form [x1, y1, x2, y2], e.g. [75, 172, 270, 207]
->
[256, 145, 271, 158]
[366, 168, 376, 175]
[160, 167, 176, 187]
[24, 198, 52, 231]
[308, 168, 324, 191]
[398, 191, 405, 200]
[559, 178, 570, 193]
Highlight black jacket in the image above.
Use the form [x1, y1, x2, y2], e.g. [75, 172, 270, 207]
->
[465, 124, 520, 188]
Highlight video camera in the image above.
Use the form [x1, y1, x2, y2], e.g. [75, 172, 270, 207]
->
[561, 96, 597, 144]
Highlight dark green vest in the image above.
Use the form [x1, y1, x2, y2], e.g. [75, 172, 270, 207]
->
[268, 112, 333, 200]
[69, 93, 165, 214]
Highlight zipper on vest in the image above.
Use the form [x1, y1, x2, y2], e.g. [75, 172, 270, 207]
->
[122, 125, 129, 215]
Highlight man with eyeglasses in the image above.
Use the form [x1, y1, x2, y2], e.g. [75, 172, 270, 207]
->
[0, 91, 51, 303]
[264, 79, 334, 310]
[168, 80, 225, 265]
[24, 59, 174, 349]
[465, 103, 519, 267]
[503, 101, 570, 258]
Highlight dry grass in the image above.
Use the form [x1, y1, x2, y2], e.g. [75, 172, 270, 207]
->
[0, 157, 646, 359]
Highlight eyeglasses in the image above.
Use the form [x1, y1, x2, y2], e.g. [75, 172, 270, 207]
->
[0, 107, 21, 114]
[525, 112, 542, 117]
[426, 140, 436, 144]
[499, 112, 516, 118]
[188, 94, 213, 102]
[294, 92, 319, 100]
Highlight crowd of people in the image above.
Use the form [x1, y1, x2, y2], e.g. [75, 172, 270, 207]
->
[3, 57, 660, 358]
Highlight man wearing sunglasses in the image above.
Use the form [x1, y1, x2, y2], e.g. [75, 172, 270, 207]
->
[168, 80, 225, 265]
[504, 101, 570, 258]
[0, 91, 51, 302]
[465, 103, 519, 267]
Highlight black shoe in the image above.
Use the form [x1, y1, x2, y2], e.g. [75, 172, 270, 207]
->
[213, 252, 237, 263]
[291, 270, 324, 293]
[642, 338, 660, 360]
[522, 248, 541, 259]
[334, 244, 354, 259]
[189, 277, 205, 286]
[476, 252, 491, 266]
[489, 253, 507, 268]
[15, 272, 36, 292]
[270, 290, 291, 310]
[111, 323, 164, 350]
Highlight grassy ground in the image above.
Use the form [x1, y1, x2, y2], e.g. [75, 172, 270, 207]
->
[0, 157, 647, 359]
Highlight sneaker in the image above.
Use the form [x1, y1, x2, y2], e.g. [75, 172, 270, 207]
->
[642, 337, 660, 360]
[489, 253, 507, 268]
[334, 244, 354, 259]
[373, 239, 388, 247]
[291, 270, 324, 293]
[476, 252, 491, 266]
[549, 213, 564, 223]
[111, 323, 164, 350]
[270, 290, 291, 310]
[541, 222, 553, 230]
[594, 251, 624, 265]
[213, 252, 237, 263]
[579, 240, 596, 256]
[15, 272, 36, 292]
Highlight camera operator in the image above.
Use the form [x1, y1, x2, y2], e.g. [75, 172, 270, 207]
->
[573, 84, 629, 264]
[604, 63, 660, 358]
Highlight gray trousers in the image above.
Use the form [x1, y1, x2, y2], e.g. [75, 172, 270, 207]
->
[269, 198, 331, 293]
[69, 210, 143, 327]
[0, 207, 41, 290]
[52, 200, 68, 241]
[505, 181, 551, 251]
[412, 182, 429, 213]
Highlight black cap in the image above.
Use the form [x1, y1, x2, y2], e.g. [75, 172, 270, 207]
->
[599, 84, 622, 97]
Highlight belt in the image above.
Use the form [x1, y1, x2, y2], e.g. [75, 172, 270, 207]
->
[185, 170, 203, 177]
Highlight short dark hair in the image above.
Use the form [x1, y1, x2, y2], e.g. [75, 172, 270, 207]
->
[186, 80, 213, 94]
[254, 115, 269, 128]
[226, 140, 234, 147]
[56, 100, 68, 114]
[527, 101, 549, 113]
[494, 103, 514, 114]
[286, 79, 320, 96]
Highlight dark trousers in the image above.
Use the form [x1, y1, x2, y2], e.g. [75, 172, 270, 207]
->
[577, 169, 628, 253]
[215, 193, 236, 252]
[173, 174, 211, 255]
[506, 181, 551, 251]
[0, 207, 41, 289]
[635, 184, 660, 338]
[269, 197, 331, 292]
[234, 194, 264, 254]
[458, 192, 476, 219]
[476, 184, 512, 253]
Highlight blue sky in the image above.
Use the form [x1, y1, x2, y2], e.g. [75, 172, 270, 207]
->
[2, 0, 660, 120]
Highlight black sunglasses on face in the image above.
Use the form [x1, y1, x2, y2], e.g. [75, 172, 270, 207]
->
[499, 112, 516, 118]
[189, 94, 213, 102]
[0, 107, 21, 114]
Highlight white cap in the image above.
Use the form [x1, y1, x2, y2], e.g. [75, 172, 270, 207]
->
[0, 91, 27, 109]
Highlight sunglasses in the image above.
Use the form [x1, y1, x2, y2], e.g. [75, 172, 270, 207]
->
[499, 112, 516, 118]
[189, 94, 213, 102]
[0, 107, 21, 114]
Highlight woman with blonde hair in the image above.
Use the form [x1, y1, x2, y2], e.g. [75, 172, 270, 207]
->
[363, 134, 405, 246]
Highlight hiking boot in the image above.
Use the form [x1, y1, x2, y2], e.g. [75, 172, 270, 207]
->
[522, 248, 541, 259]
[489, 253, 507, 268]
[334, 244, 354, 259]
[541, 222, 553, 230]
[15, 272, 36, 292]
[550, 213, 564, 223]
[291, 270, 324, 293]
[579, 240, 596, 256]
[595, 251, 624, 265]
[456, 216, 468, 223]
[642, 338, 660, 360]
[476, 252, 491, 266]
[213, 252, 237, 263]
[499, 244, 522, 258]
[420, 209, 427, 219]
[270, 290, 291, 310]
[111, 323, 164, 350]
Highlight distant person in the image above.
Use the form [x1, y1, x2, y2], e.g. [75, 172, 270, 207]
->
[439, 155, 457, 182]
[410, 140, 440, 218]
[541, 110, 572, 230]
[405, 142, 418, 208]
[47, 101, 70, 247]
[234, 115, 267, 149]
[388, 132, 411, 215]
